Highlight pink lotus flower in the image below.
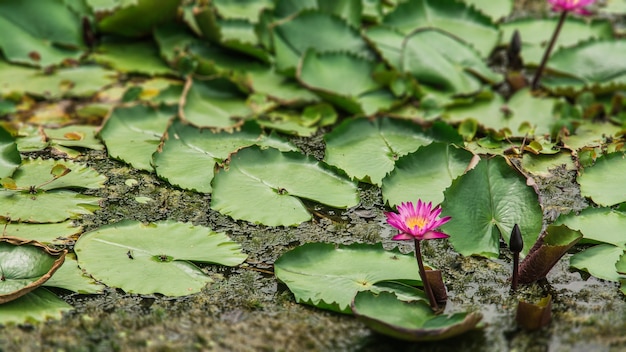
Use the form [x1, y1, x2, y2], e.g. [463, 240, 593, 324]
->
[547, 0, 596, 15]
[385, 200, 451, 241]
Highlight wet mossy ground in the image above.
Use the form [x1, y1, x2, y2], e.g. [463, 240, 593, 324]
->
[1, 133, 626, 351]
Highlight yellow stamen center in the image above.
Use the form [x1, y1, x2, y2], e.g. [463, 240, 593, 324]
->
[406, 216, 427, 230]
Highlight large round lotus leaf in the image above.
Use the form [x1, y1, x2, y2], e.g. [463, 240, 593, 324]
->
[93, 0, 181, 37]
[464, 0, 512, 20]
[154, 119, 295, 193]
[570, 244, 624, 282]
[351, 291, 482, 341]
[441, 156, 543, 258]
[382, 0, 499, 57]
[2, 221, 81, 245]
[324, 118, 433, 185]
[578, 152, 626, 207]
[211, 147, 359, 226]
[401, 29, 501, 95]
[0, 191, 100, 223]
[0, 0, 84, 67]
[543, 40, 626, 91]
[0, 237, 66, 304]
[382, 142, 474, 207]
[555, 207, 626, 247]
[99, 104, 176, 171]
[500, 17, 613, 66]
[74, 220, 247, 296]
[0, 288, 73, 325]
[272, 10, 373, 75]
[10, 158, 106, 191]
[0, 126, 20, 178]
[298, 51, 396, 115]
[181, 78, 252, 129]
[274, 243, 425, 313]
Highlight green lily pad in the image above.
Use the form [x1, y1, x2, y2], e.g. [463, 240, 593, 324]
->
[464, 0, 513, 20]
[0, 0, 84, 67]
[181, 78, 252, 129]
[246, 67, 320, 105]
[274, 242, 425, 313]
[0, 288, 73, 325]
[211, 147, 359, 226]
[578, 152, 626, 207]
[0, 61, 116, 99]
[0, 126, 20, 178]
[401, 29, 501, 95]
[441, 156, 543, 258]
[213, 0, 274, 22]
[44, 254, 105, 294]
[324, 118, 434, 185]
[570, 244, 624, 282]
[92, 0, 181, 37]
[542, 40, 626, 93]
[74, 220, 247, 296]
[298, 51, 397, 115]
[91, 40, 174, 76]
[555, 207, 626, 247]
[99, 104, 176, 171]
[0, 237, 66, 304]
[272, 10, 373, 75]
[351, 291, 482, 341]
[500, 17, 613, 66]
[9, 158, 106, 191]
[153, 119, 296, 193]
[382, 0, 498, 58]
[1, 221, 82, 245]
[382, 142, 475, 207]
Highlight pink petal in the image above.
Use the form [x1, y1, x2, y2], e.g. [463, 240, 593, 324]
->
[392, 233, 414, 241]
[421, 231, 450, 240]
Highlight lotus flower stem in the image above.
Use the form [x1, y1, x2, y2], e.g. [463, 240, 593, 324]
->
[531, 11, 568, 90]
[414, 239, 438, 310]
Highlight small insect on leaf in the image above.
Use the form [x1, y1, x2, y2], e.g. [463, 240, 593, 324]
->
[127, 250, 134, 260]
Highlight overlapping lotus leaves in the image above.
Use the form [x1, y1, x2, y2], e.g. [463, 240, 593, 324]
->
[74, 220, 247, 296]
[0, 237, 66, 304]
[556, 207, 626, 247]
[1, 221, 81, 245]
[273, 0, 362, 28]
[382, 0, 499, 58]
[521, 151, 576, 177]
[578, 152, 626, 206]
[246, 67, 320, 105]
[0, 61, 115, 99]
[542, 40, 626, 93]
[274, 243, 425, 313]
[0, 0, 84, 67]
[91, 0, 181, 37]
[382, 143, 475, 207]
[324, 118, 432, 185]
[298, 51, 397, 115]
[181, 78, 252, 128]
[0, 159, 103, 223]
[500, 18, 613, 66]
[153, 119, 296, 193]
[351, 291, 482, 341]
[463, 0, 513, 21]
[91, 40, 174, 75]
[211, 146, 359, 226]
[570, 244, 624, 282]
[271, 10, 374, 75]
[445, 89, 556, 136]
[441, 156, 543, 258]
[99, 104, 176, 171]
[0, 288, 73, 325]
[0, 126, 20, 178]
[401, 29, 502, 95]
[560, 122, 623, 151]
[212, 0, 274, 22]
